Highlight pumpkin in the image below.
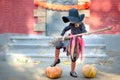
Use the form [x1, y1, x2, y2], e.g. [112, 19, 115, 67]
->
[46, 66, 62, 79]
[82, 64, 97, 78]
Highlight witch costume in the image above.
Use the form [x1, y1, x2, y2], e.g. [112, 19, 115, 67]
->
[55, 8, 87, 62]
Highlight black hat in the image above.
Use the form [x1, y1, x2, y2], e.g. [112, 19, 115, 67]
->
[62, 8, 85, 23]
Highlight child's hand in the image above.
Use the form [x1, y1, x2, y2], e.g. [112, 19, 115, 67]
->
[59, 36, 65, 41]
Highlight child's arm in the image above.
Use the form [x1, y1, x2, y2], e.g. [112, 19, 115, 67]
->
[60, 24, 71, 36]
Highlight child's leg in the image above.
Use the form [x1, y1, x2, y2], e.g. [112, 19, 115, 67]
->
[54, 49, 60, 61]
[70, 61, 77, 78]
[71, 61, 76, 72]
[50, 48, 60, 67]
[51, 41, 64, 67]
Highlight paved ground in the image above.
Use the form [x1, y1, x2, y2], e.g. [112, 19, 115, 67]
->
[0, 46, 120, 80]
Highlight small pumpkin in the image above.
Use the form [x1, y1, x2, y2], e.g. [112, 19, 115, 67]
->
[46, 66, 62, 79]
[82, 64, 97, 78]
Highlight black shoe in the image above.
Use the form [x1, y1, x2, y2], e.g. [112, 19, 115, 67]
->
[70, 72, 77, 78]
[50, 59, 60, 67]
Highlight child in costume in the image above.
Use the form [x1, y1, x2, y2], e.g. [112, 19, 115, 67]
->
[50, 8, 87, 78]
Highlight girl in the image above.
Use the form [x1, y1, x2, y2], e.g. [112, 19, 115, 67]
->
[50, 8, 87, 78]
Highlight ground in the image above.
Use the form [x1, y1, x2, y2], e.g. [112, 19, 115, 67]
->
[0, 46, 120, 80]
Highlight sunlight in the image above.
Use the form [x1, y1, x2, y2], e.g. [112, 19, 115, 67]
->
[26, 17, 35, 34]
[91, 0, 101, 11]
[87, 14, 103, 28]
[101, 0, 112, 12]
[8, 53, 36, 72]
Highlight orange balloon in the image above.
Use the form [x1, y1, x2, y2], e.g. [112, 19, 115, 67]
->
[84, 2, 90, 9]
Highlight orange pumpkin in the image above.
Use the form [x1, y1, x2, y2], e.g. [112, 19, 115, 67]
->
[46, 66, 62, 79]
[82, 64, 97, 78]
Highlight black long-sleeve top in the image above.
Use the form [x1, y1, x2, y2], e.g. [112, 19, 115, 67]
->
[61, 23, 87, 36]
